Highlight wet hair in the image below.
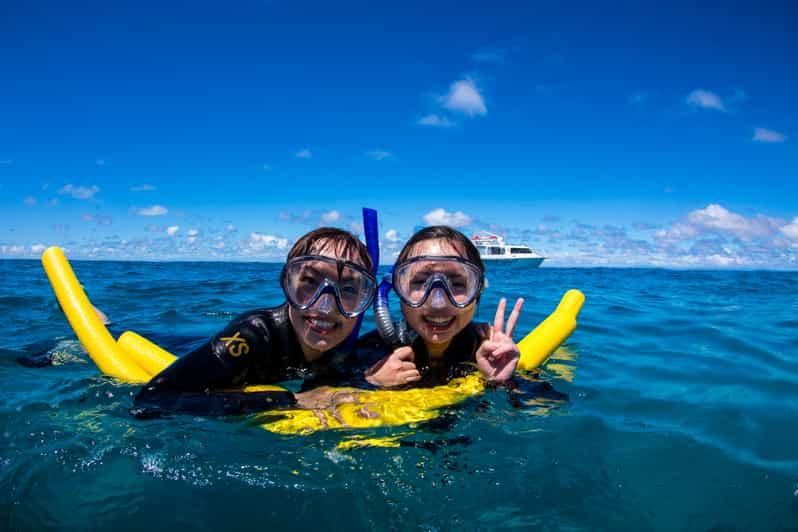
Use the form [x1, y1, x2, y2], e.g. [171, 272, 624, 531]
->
[396, 226, 484, 273]
[287, 227, 373, 271]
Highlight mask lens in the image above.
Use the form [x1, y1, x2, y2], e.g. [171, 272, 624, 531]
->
[394, 257, 481, 307]
[336, 270, 372, 313]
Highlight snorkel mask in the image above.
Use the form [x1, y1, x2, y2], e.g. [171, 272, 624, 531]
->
[280, 255, 377, 318]
[392, 256, 484, 308]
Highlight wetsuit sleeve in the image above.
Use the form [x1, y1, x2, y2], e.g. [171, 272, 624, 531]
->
[133, 314, 296, 416]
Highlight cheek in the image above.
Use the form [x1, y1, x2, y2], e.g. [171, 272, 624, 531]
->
[400, 303, 423, 326]
[458, 305, 476, 323]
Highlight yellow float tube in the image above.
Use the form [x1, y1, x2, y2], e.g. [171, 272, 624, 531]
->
[42, 246, 584, 435]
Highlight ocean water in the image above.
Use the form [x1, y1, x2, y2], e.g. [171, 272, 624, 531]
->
[1, 259, 797, 531]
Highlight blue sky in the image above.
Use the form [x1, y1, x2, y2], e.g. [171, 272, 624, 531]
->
[1, 2, 796, 267]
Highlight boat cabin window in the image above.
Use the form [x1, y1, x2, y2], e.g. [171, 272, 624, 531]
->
[510, 247, 532, 254]
[490, 247, 503, 255]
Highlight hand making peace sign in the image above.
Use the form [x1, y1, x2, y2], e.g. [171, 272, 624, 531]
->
[475, 297, 524, 383]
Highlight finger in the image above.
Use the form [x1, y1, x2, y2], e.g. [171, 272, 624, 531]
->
[479, 342, 498, 358]
[505, 298, 524, 338]
[395, 346, 415, 361]
[313, 409, 329, 429]
[329, 405, 350, 428]
[357, 406, 380, 419]
[401, 370, 421, 382]
[331, 391, 360, 406]
[490, 343, 518, 359]
[400, 361, 418, 371]
[493, 298, 507, 336]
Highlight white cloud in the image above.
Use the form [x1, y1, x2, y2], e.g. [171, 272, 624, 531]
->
[31, 244, 46, 254]
[780, 217, 798, 240]
[23, 196, 36, 205]
[58, 184, 100, 200]
[0, 245, 25, 256]
[753, 127, 787, 144]
[130, 184, 156, 192]
[295, 148, 312, 159]
[385, 229, 400, 242]
[187, 229, 199, 237]
[366, 150, 391, 160]
[133, 205, 168, 216]
[226, 223, 236, 233]
[248, 232, 289, 250]
[687, 204, 777, 239]
[166, 225, 180, 236]
[320, 210, 340, 223]
[441, 79, 487, 116]
[685, 89, 726, 111]
[654, 223, 699, 244]
[418, 114, 455, 128]
[422, 208, 473, 228]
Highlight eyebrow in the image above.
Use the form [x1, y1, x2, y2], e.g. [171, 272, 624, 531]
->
[303, 264, 358, 282]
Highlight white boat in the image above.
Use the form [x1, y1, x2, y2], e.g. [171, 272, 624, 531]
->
[471, 232, 545, 267]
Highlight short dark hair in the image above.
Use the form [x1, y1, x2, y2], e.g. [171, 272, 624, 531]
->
[287, 227, 373, 271]
[396, 226, 484, 273]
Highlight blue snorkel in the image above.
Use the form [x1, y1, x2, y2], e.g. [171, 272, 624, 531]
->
[343, 208, 380, 352]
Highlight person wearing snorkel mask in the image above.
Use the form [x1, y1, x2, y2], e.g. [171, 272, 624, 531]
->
[363, 226, 524, 388]
[134, 228, 377, 416]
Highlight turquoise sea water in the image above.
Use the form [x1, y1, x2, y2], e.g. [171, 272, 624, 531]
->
[1, 259, 797, 530]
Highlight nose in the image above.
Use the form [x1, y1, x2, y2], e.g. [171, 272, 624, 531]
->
[315, 292, 335, 314]
[429, 287, 448, 309]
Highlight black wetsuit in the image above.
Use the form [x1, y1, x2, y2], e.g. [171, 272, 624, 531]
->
[133, 303, 358, 416]
[357, 324, 483, 388]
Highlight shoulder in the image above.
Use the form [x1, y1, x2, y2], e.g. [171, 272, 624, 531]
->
[211, 304, 289, 358]
[230, 303, 289, 331]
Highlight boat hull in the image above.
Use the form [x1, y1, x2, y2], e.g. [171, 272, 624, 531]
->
[481, 257, 545, 268]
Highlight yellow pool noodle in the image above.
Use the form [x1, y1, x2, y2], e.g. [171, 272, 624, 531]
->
[42, 247, 151, 383]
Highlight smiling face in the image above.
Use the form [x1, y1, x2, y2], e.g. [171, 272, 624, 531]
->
[399, 239, 478, 356]
[287, 241, 364, 361]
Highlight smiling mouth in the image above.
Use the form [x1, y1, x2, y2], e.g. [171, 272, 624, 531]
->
[423, 315, 455, 331]
[305, 317, 340, 334]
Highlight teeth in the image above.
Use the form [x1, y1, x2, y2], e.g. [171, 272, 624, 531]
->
[309, 318, 336, 330]
[426, 316, 453, 325]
